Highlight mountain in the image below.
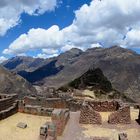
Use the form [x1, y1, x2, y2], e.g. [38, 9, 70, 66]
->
[2, 47, 140, 102]
[66, 68, 113, 92]
[0, 66, 37, 98]
[59, 68, 132, 101]
[2, 56, 47, 72]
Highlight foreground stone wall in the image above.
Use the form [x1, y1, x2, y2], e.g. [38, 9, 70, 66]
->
[118, 133, 128, 140]
[51, 109, 70, 136]
[137, 109, 140, 124]
[87, 100, 120, 112]
[108, 105, 131, 124]
[79, 105, 102, 124]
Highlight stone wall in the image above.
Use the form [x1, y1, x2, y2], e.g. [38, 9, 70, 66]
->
[24, 96, 67, 109]
[18, 101, 54, 116]
[118, 133, 128, 140]
[86, 100, 120, 112]
[0, 94, 18, 120]
[51, 109, 70, 136]
[0, 103, 18, 120]
[137, 109, 140, 124]
[108, 105, 131, 124]
[79, 105, 102, 124]
[0, 94, 18, 111]
[23, 96, 82, 112]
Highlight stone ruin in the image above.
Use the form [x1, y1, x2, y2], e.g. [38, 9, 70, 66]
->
[118, 133, 128, 140]
[51, 109, 70, 136]
[0, 94, 18, 120]
[18, 96, 82, 116]
[108, 105, 131, 124]
[79, 105, 102, 124]
[79, 100, 131, 125]
[40, 109, 70, 140]
[137, 108, 140, 124]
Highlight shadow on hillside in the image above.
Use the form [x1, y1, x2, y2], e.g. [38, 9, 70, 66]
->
[18, 60, 64, 83]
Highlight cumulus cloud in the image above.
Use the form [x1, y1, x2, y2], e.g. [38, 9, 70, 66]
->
[123, 29, 140, 48]
[3, 0, 140, 57]
[3, 25, 63, 55]
[0, 56, 8, 63]
[0, 0, 57, 36]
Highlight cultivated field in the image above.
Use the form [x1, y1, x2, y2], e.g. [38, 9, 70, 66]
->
[0, 113, 51, 140]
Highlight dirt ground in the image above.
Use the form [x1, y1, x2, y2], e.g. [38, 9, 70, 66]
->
[0, 108, 139, 140]
[0, 113, 51, 140]
[59, 108, 140, 140]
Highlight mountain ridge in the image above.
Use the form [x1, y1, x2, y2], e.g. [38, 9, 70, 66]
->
[2, 46, 140, 102]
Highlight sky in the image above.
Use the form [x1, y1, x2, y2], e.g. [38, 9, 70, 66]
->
[0, 0, 140, 62]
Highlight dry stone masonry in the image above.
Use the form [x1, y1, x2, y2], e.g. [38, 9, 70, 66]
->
[108, 105, 131, 124]
[118, 133, 128, 140]
[0, 94, 18, 120]
[80, 100, 131, 125]
[51, 109, 70, 136]
[87, 100, 119, 112]
[79, 105, 102, 124]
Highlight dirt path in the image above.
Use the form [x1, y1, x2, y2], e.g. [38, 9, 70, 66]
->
[58, 111, 90, 140]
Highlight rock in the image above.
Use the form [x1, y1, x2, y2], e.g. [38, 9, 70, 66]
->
[17, 122, 27, 129]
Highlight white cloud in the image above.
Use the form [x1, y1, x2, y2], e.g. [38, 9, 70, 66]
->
[42, 48, 59, 55]
[3, 25, 63, 55]
[36, 53, 58, 59]
[0, 56, 8, 63]
[0, 0, 57, 36]
[3, 0, 140, 57]
[90, 43, 102, 48]
[123, 29, 140, 48]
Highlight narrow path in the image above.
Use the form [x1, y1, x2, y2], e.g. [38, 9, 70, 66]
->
[59, 111, 90, 140]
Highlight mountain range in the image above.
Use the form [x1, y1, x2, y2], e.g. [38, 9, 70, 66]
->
[2, 46, 140, 102]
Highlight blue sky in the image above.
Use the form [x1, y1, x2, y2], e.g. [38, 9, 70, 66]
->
[0, 0, 140, 62]
[0, 0, 91, 58]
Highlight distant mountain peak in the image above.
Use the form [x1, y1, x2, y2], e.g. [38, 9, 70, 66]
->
[68, 48, 83, 54]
